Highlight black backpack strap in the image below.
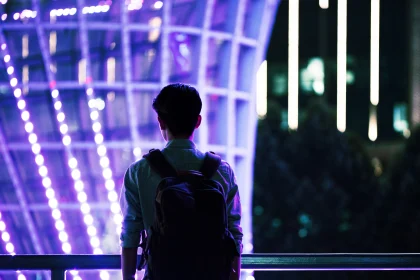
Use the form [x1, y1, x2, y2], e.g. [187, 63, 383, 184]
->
[143, 149, 178, 178]
[200, 152, 221, 179]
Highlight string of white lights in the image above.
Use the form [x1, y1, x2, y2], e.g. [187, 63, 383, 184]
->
[0, 211, 26, 280]
[76, 2, 123, 279]
[32, 0, 105, 260]
[0, 36, 81, 280]
[0, 1, 164, 22]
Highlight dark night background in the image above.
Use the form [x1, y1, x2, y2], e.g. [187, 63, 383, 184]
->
[253, 0, 420, 279]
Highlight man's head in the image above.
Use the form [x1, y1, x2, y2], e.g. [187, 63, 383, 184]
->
[152, 83, 202, 140]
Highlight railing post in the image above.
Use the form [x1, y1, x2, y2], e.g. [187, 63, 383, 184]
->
[51, 269, 66, 280]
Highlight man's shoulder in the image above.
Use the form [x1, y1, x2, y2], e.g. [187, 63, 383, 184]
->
[128, 157, 150, 173]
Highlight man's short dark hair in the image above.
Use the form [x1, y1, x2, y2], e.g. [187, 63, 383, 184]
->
[152, 83, 202, 137]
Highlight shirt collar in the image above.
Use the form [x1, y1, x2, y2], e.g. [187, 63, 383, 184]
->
[165, 139, 196, 149]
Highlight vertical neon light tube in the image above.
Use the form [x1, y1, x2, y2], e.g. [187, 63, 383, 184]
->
[288, 0, 299, 130]
[337, 0, 347, 132]
[370, 0, 380, 106]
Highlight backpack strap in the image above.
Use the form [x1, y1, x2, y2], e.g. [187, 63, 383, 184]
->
[200, 152, 221, 179]
[143, 149, 178, 178]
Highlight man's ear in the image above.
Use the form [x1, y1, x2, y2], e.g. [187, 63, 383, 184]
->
[195, 115, 202, 129]
[157, 116, 166, 130]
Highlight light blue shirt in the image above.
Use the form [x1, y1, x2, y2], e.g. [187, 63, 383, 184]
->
[119, 139, 243, 254]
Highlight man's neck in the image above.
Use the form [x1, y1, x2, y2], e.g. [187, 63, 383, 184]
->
[166, 132, 194, 142]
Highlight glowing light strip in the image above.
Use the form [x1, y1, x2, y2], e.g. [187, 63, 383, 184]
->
[31, 0, 105, 259]
[288, 0, 299, 130]
[0, 1, 163, 22]
[0, 39, 80, 280]
[319, 0, 329, 9]
[337, 0, 347, 133]
[76, 4, 121, 277]
[256, 60, 267, 118]
[370, 0, 380, 106]
[0, 211, 27, 280]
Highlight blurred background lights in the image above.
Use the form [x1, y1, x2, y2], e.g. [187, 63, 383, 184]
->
[153, 1, 163, 9]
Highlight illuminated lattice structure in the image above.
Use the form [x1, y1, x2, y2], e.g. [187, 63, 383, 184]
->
[0, 0, 279, 279]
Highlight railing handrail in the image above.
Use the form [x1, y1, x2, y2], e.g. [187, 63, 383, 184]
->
[1, 254, 420, 271]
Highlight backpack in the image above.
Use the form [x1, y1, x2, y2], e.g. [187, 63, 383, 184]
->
[138, 149, 237, 280]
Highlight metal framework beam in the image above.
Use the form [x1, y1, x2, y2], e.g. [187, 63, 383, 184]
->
[120, 0, 140, 158]
[196, 0, 215, 152]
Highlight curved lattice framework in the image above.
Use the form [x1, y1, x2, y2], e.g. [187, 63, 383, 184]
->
[0, 0, 280, 279]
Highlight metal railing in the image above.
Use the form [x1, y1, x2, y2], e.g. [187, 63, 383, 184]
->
[1, 254, 420, 279]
